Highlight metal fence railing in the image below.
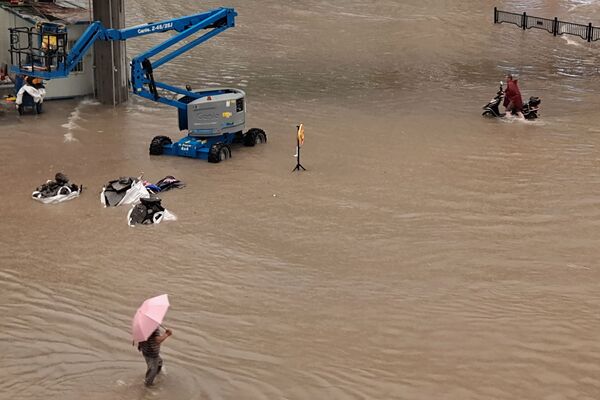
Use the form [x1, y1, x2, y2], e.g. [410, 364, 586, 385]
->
[495, 10, 523, 28]
[592, 26, 600, 42]
[494, 7, 600, 42]
[526, 15, 554, 34]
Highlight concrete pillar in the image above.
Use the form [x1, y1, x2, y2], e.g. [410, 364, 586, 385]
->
[92, 0, 128, 105]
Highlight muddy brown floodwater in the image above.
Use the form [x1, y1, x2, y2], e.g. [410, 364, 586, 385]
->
[2, 0, 600, 399]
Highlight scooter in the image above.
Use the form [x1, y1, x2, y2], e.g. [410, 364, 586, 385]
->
[482, 81, 541, 120]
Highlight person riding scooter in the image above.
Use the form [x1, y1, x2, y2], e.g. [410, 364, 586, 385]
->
[482, 77, 541, 120]
[503, 74, 524, 118]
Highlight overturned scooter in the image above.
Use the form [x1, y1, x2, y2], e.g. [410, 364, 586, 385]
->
[32, 172, 82, 204]
[482, 81, 541, 120]
[127, 197, 176, 227]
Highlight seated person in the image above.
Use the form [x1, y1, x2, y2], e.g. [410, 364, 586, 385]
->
[15, 76, 45, 111]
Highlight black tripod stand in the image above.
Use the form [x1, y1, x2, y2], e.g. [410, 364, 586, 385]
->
[292, 125, 306, 172]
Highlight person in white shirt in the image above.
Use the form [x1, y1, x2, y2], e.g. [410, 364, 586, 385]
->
[16, 76, 45, 109]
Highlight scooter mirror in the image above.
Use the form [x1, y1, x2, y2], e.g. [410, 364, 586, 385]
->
[500, 80, 504, 86]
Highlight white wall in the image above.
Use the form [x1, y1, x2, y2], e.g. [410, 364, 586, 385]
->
[0, 8, 94, 99]
[0, 8, 12, 73]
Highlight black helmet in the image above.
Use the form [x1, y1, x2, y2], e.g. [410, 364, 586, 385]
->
[54, 172, 69, 185]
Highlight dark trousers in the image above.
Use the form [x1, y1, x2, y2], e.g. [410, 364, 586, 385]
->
[144, 355, 163, 386]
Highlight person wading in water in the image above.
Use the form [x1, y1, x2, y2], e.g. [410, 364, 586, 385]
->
[138, 327, 172, 386]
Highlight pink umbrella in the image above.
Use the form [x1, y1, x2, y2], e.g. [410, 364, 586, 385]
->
[132, 294, 170, 343]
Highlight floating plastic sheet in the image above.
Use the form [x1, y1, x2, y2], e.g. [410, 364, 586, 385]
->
[101, 178, 150, 207]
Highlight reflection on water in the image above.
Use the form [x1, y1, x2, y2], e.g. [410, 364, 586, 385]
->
[2, 0, 600, 399]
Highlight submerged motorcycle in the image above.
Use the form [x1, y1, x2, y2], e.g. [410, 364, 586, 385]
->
[482, 81, 541, 120]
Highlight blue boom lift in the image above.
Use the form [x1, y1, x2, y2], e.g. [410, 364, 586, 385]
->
[8, 7, 266, 162]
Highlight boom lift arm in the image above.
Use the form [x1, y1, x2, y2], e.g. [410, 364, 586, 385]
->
[9, 7, 267, 163]
[9, 7, 237, 109]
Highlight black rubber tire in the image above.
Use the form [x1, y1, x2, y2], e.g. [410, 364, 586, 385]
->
[255, 130, 267, 144]
[208, 143, 231, 163]
[218, 144, 231, 161]
[208, 143, 224, 163]
[243, 130, 256, 147]
[482, 110, 493, 117]
[243, 128, 267, 146]
[149, 135, 172, 155]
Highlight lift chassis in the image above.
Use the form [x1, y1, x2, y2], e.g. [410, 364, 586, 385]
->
[8, 7, 266, 162]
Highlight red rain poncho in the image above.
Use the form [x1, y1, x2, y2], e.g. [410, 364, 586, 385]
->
[503, 79, 523, 112]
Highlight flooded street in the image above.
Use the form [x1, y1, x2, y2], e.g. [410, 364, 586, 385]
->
[2, 0, 600, 398]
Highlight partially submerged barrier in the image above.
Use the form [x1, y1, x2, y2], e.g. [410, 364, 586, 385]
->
[494, 7, 600, 42]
